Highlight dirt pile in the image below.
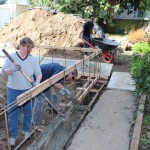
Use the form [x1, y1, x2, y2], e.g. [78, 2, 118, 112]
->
[0, 9, 84, 48]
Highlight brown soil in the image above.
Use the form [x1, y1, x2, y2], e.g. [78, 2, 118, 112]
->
[0, 9, 84, 48]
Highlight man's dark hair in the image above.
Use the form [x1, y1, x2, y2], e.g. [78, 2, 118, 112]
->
[88, 14, 94, 19]
[65, 69, 78, 80]
[72, 69, 78, 77]
[20, 37, 34, 48]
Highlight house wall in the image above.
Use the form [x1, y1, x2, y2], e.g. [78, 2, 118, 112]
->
[0, 4, 16, 28]
[109, 8, 150, 34]
[113, 9, 149, 20]
[16, 4, 29, 16]
[107, 19, 149, 34]
[0, 4, 29, 28]
[6, 0, 28, 5]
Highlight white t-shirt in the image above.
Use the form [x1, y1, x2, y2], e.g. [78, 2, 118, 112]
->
[2, 52, 41, 90]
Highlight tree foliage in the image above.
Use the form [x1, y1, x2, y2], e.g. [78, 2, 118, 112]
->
[0, 0, 7, 4]
[29, 0, 150, 19]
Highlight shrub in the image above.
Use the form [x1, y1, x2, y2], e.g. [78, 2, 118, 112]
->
[126, 29, 148, 44]
[130, 55, 150, 97]
[133, 42, 150, 54]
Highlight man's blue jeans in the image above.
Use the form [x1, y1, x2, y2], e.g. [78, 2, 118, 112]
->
[82, 36, 92, 55]
[7, 87, 32, 138]
[32, 87, 58, 126]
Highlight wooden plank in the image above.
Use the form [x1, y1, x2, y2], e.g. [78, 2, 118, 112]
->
[17, 51, 101, 104]
[77, 88, 99, 93]
[34, 45, 101, 53]
[78, 77, 98, 103]
[78, 78, 108, 84]
[130, 94, 146, 150]
[88, 82, 106, 107]
[78, 72, 108, 80]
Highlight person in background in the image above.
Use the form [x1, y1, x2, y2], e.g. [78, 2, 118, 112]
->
[1, 37, 42, 146]
[32, 63, 77, 127]
[97, 18, 105, 33]
[79, 14, 94, 57]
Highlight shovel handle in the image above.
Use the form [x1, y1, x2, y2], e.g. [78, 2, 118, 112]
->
[2, 49, 34, 85]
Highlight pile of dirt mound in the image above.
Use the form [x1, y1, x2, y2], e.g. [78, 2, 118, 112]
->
[0, 9, 85, 48]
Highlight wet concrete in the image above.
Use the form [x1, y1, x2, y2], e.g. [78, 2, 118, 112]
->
[40, 57, 113, 77]
[27, 109, 87, 150]
[67, 90, 135, 150]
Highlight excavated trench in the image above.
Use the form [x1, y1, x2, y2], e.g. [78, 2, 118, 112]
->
[25, 81, 106, 150]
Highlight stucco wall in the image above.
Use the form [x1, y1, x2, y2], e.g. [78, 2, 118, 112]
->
[0, 4, 15, 27]
[16, 4, 29, 16]
[0, 4, 29, 28]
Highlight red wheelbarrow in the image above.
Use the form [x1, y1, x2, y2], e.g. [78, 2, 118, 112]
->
[81, 37, 119, 63]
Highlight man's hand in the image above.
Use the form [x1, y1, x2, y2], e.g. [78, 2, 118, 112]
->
[78, 35, 81, 39]
[59, 88, 71, 97]
[9, 65, 21, 74]
[33, 81, 40, 86]
[51, 94, 58, 104]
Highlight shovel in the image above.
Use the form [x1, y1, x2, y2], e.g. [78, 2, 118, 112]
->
[2, 49, 72, 132]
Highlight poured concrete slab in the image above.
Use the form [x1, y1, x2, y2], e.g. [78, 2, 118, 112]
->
[107, 72, 136, 91]
[67, 90, 135, 150]
[40, 57, 113, 77]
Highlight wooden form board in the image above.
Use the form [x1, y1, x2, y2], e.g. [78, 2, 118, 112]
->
[78, 77, 98, 102]
[129, 94, 146, 150]
[0, 43, 100, 53]
[78, 72, 108, 80]
[34, 45, 101, 53]
[17, 51, 101, 104]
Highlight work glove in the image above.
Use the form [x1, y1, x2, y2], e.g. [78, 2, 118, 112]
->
[59, 88, 71, 97]
[33, 81, 40, 87]
[9, 65, 21, 74]
[51, 94, 58, 104]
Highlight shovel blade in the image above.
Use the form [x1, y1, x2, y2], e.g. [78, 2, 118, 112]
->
[75, 105, 91, 111]
[63, 115, 72, 132]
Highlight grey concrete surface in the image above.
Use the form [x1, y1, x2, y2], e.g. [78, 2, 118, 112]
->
[40, 57, 113, 77]
[67, 90, 135, 150]
[1, 53, 113, 77]
[107, 72, 136, 91]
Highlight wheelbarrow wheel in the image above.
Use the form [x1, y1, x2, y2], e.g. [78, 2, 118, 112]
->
[102, 51, 114, 63]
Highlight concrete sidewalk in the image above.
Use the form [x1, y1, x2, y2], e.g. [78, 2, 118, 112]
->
[67, 90, 135, 150]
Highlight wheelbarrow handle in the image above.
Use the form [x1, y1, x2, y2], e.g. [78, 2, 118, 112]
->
[81, 37, 97, 49]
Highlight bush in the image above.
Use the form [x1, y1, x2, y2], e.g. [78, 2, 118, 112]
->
[126, 29, 148, 44]
[130, 55, 150, 97]
[133, 42, 150, 54]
